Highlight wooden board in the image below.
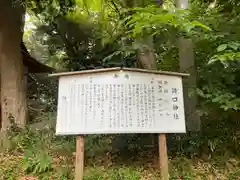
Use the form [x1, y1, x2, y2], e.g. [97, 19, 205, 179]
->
[49, 67, 189, 77]
[55, 70, 186, 135]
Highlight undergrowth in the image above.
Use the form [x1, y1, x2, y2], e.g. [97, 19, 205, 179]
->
[0, 116, 240, 180]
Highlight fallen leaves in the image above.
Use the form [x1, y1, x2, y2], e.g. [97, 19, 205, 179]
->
[19, 176, 38, 180]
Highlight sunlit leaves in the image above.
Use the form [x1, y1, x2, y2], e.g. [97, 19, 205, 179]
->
[24, 0, 240, 114]
[228, 42, 240, 50]
[209, 41, 240, 66]
[25, 0, 75, 15]
[66, 0, 123, 47]
[126, 6, 211, 39]
[217, 44, 228, 52]
[191, 20, 212, 31]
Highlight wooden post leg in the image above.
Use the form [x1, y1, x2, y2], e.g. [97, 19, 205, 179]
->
[159, 134, 169, 180]
[75, 136, 84, 180]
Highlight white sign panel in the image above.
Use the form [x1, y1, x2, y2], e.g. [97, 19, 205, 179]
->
[56, 70, 186, 135]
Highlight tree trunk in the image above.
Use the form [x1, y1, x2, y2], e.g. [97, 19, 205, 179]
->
[137, 37, 157, 70]
[0, 0, 27, 132]
[137, 37, 158, 148]
[134, 0, 158, 148]
[0, 69, 1, 130]
[176, 0, 200, 131]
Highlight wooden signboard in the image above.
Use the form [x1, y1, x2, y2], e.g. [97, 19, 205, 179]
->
[50, 67, 188, 180]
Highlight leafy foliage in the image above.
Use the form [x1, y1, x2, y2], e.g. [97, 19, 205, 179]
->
[17, 0, 240, 178]
[23, 150, 52, 175]
[1, 118, 240, 179]
[20, 1, 240, 164]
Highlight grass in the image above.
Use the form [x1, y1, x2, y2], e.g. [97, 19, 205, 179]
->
[0, 118, 240, 180]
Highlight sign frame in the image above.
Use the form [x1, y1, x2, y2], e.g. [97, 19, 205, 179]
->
[49, 67, 189, 180]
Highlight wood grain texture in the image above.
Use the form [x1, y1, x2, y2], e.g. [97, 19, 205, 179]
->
[159, 134, 169, 180]
[75, 136, 84, 180]
[49, 67, 189, 77]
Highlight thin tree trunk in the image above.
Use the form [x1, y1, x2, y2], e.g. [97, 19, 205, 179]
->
[137, 37, 157, 70]
[0, 66, 1, 130]
[0, 0, 27, 132]
[134, 0, 158, 147]
[137, 39, 158, 148]
[176, 0, 200, 131]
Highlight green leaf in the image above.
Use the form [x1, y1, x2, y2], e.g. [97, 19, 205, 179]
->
[218, 55, 227, 61]
[208, 56, 218, 64]
[228, 42, 239, 50]
[217, 44, 228, 52]
[102, 51, 122, 62]
[196, 88, 205, 97]
[191, 20, 212, 31]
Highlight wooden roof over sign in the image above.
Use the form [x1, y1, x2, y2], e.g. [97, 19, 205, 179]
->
[21, 42, 55, 73]
[49, 67, 189, 77]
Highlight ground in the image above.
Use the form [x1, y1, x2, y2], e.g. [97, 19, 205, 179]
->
[0, 116, 240, 180]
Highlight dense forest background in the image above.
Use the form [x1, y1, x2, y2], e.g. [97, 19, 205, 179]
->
[24, 0, 240, 117]
[0, 0, 239, 179]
